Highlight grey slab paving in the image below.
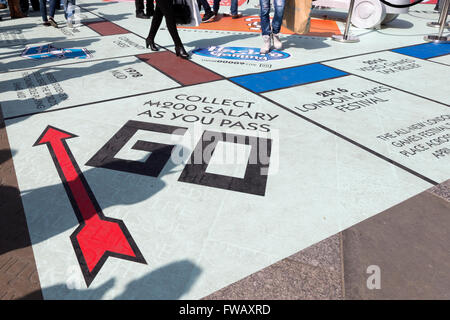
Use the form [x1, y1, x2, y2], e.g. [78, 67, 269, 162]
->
[428, 179, 450, 202]
[342, 190, 450, 300]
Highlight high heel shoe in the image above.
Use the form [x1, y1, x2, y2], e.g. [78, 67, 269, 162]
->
[145, 38, 159, 51]
[175, 46, 189, 59]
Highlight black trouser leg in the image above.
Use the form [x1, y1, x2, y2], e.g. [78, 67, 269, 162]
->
[146, 0, 154, 14]
[148, 0, 183, 47]
[135, 0, 144, 13]
[148, 4, 163, 40]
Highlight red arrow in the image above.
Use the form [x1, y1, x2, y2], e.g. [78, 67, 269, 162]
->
[34, 126, 146, 287]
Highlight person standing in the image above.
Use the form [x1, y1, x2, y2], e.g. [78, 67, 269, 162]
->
[212, 0, 241, 19]
[7, 0, 25, 18]
[145, 0, 189, 59]
[259, 0, 286, 54]
[136, 0, 154, 19]
[39, 0, 58, 27]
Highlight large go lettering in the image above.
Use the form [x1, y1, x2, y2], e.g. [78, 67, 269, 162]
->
[86, 121, 273, 196]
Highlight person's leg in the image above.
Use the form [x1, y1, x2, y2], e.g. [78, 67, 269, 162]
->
[213, 0, 220, 14]
[38, 0, 48, 21]
[156, 0, 188, 57]
[259, 0, 271, 36]
[271, 0, 286, 35]
[148, 3, 162, 39]
[136, 0, 149, 18]
[157, 0, 182, 47]
[135, 0, 144, 14]
[271, 0, 285, 49]
[198, 0, 214, 22]
[259, 0, 272, 53]
[19, 0, 29, 15]
[230, 0, 238, 15]
[198, 0, 212, 13]
[146, 0, 154, 16]
[47, 0, 58, 26]
[49, 0, 57, 17]
[8, 0, 26, 18]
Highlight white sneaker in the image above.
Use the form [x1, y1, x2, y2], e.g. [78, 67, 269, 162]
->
[273, 33, 282, 50]
[260, 35, 271, 54]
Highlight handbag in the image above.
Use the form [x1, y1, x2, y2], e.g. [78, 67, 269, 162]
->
[173, 0, 192, 25]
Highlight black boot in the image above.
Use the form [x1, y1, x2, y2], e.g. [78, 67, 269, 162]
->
[136, 11, 149, 19]
[145, 38, 159, 51]
[175, 45, 189, 59]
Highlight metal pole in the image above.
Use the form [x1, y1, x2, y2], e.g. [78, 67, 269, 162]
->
[332, 0, 360, 43]
[424, 0, 450, 42]
[427, 0, 450, 29]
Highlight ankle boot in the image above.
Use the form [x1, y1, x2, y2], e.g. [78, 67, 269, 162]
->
[145, 38, 159, 51]
[273, 33, 282, 50]
[175, 45, 189, 59]
[260, 35, 271, 54]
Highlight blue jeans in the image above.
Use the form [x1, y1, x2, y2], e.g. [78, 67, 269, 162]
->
[213, 0, 238, 15]
[259, 0, 286, 36]
[39, 0, 57, 21]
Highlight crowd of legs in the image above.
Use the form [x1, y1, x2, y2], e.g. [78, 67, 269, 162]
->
[0, 0, 292, 59]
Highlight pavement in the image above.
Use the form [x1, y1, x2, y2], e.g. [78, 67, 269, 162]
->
[0, 0, 449, 300]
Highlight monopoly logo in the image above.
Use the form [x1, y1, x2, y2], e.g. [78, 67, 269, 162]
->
[22, 44, 92, 60]
[193, 46, 290, 61]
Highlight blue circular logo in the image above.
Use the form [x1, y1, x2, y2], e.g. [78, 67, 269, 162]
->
[193, 46, 290, 61]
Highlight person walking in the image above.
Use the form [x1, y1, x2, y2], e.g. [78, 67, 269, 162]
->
[39, 0, 58, 27]
[145, 0, 189, 59]
[136, 0, 154, 19]
[259, 0, 286, 54]
[197, 0, 215, 22]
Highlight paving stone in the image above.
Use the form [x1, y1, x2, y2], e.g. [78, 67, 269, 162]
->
[427, 179, 450, 202]
[342, 191, 450, 300]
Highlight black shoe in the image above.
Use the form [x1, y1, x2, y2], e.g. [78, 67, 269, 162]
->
[145, 38, 159, 51]
[136, 12, 149, 19]
[175, 46, 189, 59]
[202, 11, 215, 23]
[49, 17, 58, 28]
[146, 8, 154, 17]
